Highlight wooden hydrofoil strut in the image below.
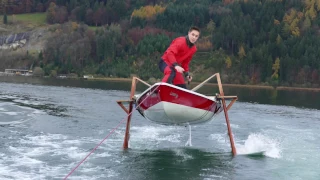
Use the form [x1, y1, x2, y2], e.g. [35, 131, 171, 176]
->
[116, 73, 238, 156]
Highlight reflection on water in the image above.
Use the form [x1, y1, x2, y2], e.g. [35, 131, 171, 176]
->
[0, 93, 69, 117]
[1, 76, 320, 110]
[194, 84, 320, 110]
[121, 148, 234, 180]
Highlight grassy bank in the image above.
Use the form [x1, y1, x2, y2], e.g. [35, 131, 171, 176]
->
[0, 13, 46, 27]
[276, 86, 320, 92]
[88, 26, 102, 31]
[87, 77, 133, 82]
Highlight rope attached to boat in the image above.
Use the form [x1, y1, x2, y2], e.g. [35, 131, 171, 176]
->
[64, 85, 160, 180]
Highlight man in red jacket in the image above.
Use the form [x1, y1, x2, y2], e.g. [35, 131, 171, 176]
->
[159, 26, 200, 89]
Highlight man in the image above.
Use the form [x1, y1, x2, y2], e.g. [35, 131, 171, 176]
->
[158, 26, 200, 89]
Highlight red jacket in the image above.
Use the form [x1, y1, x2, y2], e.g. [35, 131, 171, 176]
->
[161, 37, 197, 72]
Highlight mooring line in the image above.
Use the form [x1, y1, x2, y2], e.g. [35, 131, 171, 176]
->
[64, 85, 160, 180]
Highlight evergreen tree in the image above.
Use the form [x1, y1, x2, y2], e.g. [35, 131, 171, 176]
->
[3, 12, 7, 24]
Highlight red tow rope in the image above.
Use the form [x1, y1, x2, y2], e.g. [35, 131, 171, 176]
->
[64, 85, 160, 179]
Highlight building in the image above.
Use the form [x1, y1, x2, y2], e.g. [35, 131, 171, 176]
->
[4, 69, 32, 76]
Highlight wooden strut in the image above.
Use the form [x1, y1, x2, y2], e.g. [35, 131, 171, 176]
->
[116, 77, 151, 149]
[191, 73, 237, 156]
[117, 74, 237, 156]
[216, 73, 237, 156]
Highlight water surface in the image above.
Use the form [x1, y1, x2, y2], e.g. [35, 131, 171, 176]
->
[0, 78, 319, 180]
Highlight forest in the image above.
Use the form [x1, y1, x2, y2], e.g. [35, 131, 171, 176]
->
[1, 0, 320, 87]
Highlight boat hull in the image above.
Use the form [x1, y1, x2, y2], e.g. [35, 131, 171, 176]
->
[135, 82, 223, 125]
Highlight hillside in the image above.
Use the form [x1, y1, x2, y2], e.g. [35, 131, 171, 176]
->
[0, 12, 52, 71]
[0, 0, 319, 88]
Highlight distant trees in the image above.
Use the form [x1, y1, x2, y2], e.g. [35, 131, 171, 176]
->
[46, 2, 68, 24]
[137, 34, 170, 55]
[44, 22, 92, 74]
[95, 24, 122, 62]
[207, 0, 320, 86]
[5, 0, 318, 86]
[155, 3, 209, 33]
[46, 2, 55, 24]
[127, 26, 173, 45]
[3, 0, 47, 14]
[1, 0, 8, 24]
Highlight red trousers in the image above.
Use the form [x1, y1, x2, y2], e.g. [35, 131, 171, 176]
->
[159, 59, 186, 88]
[161, 66, 185, 84]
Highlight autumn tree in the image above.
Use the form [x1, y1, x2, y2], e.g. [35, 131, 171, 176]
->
[55, 6, 68, 24]
[271, 57, 280, 80]
[197, 36, 213, 51]
[238, 45, 246, 59]
[225, 56, 232, 69]
[223, 0, 234, 5]
[276, 34, 282, 45]
[282, 9, 302, 37]
[305, 0, 317, 20]
[24, 0, 33, 13]
[43, 23, 93, 73]
[93, 7, 105, 26]
[131, 5, 165, 22]
[274, 19, 280, 25]
[302, 17, 311, 31]
[46, 2, 56, 24]
[206, 19, 215, 34]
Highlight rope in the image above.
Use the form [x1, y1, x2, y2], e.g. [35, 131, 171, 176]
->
[64, 84, 160, 180]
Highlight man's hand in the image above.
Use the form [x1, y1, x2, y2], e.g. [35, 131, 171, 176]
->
[187, 75, 192, 82]
[174, 65, 185, 73]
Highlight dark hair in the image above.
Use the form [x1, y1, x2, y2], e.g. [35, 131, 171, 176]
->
[189, 26, 200, 33]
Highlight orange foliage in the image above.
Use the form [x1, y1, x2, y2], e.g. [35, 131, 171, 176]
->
[304, 0, 317, 20]
[71, 22, 78, 31]
[196, 37, 213, 51]
[297, 12, 304, 19]
[283, 9, 297, 23]
[282, 9, 303, 36]
[223, 0, 234, 5]
[225, 56, 232, 69]
[131, 5, 165, 20]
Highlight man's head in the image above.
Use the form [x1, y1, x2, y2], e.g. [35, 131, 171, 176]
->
[188, 26, 200, 44]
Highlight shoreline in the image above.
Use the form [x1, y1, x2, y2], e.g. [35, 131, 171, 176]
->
[88, 77, 320, 92]
[1, 76, 320, 92]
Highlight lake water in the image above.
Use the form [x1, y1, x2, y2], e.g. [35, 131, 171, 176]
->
[0, 77, 319, 180]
